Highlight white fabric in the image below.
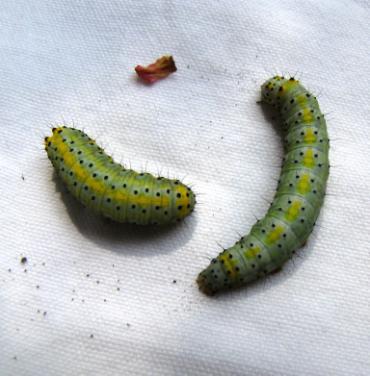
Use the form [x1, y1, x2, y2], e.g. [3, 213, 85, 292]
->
[1, 1, 369, 375]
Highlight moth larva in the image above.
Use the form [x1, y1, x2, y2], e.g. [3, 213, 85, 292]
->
[197, 77, 329, 295]
[45, 127, 196, 225]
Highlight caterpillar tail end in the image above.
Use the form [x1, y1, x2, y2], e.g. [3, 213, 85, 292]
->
[196, 273, 215, 296]
[197, 256, 233, 296]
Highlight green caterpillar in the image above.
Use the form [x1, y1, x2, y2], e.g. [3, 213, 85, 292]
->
[197, 77, 329, 295]
[45, 127, 196, 225]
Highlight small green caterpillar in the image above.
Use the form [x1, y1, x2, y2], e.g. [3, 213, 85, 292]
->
[45, 127, 196, 225]
[197, 77, 329, 295]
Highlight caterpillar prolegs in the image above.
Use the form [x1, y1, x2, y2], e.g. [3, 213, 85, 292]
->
[45, 127, 196, 225]
[197, 77, 329, 295]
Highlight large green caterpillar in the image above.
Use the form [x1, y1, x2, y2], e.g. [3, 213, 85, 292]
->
[45, 127, 196, 225]
[197, 77, 329, 295]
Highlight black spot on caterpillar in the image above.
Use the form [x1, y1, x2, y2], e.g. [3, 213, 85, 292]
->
[44, 127, 196, 225]
[197, 77, 329, 295]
